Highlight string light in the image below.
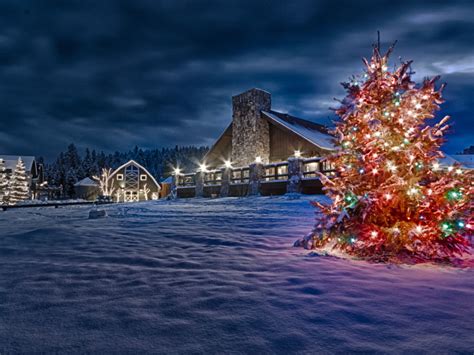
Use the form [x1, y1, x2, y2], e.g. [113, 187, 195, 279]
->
[387, 161, 397, 172]
[199, 163, 208, 173]
[306, 41, 472, 262]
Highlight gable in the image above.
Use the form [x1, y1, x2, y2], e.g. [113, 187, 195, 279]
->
[269, 123, 330, 162]
[203, 124, 233, 168]
[108, 160, 161, 190]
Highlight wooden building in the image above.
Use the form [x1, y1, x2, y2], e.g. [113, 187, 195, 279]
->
[204, 88, 336, 169]
[175, 89, 337, 198]
[108, 160, 161, 202]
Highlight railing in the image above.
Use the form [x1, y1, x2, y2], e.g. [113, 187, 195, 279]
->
[302, 157, 321, 178]
[230, 167, 250, 184]
[263, 162, 289, 181]
[203, 170, 223, 186]
[302, 157, 337, 178]
[177, 173, 195, 187]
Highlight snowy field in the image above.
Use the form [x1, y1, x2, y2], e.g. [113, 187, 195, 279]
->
[0, 196, 473, 353]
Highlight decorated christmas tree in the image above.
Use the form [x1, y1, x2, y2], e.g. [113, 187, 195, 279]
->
[0, 158, 9, 204]
[9, 158, 30, 204]
[307, 42, 473, 262]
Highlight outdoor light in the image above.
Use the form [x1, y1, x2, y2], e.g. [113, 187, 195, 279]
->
[199, 163, 208, 173]
[174, 167, 181, 175]
[224, 160, 232, 169]
[294, 150, 301, 158]
[255, 156, 262, 163]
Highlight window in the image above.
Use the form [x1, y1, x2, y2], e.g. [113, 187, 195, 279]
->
[117, 174, 124, 181]
[140, 174, 147, 181]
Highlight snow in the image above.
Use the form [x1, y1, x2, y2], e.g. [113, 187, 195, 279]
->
[74, 177, 98, 186]
[0, 196, 472, 353]
[262, 111, 336, 151]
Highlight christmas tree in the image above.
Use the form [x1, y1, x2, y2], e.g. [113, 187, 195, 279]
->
[0, 158, 9, 204]
[9, 158, 30, 204]
[308, 42, 472, 262]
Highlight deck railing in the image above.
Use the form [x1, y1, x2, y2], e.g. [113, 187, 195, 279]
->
[230, 167, 250, 184]
[263, 162, 289, 181]
[177, 173, 196, 187]
[203, 170, 223, 186]
[174, 155, 335, 197]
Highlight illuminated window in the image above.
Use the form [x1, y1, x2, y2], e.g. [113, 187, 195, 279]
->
[117, 174, 123, 181]
[140, 174, 147, 181]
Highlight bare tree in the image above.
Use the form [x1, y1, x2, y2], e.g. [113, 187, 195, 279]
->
[143, 183, 150, 201]
[93, 168, 116, 197]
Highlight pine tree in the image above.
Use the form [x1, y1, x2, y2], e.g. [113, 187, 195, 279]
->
[0, 158, 9, 204]
[308, 42, 472, 262]
[9, 158, 30, 204]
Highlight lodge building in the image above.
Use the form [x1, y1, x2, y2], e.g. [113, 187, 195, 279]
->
[204, 88, 335, 168]
[175, 88, 337, 197]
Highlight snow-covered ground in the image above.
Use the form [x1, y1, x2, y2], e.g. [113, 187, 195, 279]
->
[0, 196, 472, 353]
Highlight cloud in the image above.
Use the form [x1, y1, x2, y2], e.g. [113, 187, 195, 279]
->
[0, 0, 472, 158]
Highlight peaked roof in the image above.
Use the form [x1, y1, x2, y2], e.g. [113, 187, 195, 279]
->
[0, 155, 36, 171]
[262, 111, 336, 151]
[74, 177, 98, 187]
[108, 160, 161, 190]
[440, 154, 474, 169]
[161, 176, 173, 184]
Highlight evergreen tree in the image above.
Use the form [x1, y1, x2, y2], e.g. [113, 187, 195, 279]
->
[0, 158, 9, 204]
[308, 42, 472, 262]
[9, 158, 29, 204]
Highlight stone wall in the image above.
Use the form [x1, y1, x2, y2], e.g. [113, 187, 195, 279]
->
[231, 88, 271, 166]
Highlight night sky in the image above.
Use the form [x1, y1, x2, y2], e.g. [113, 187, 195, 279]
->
[0, 0, 473, 159]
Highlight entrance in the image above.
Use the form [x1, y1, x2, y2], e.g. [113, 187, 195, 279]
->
[124, 191, 139, 202]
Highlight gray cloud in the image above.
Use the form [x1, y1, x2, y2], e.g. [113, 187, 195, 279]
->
[0, 0, 472, 158]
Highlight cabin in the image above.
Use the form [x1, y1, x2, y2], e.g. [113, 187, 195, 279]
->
[204, 88, 336, 169]
[0, 155, 44, 198]
[108, 160, 161, 202]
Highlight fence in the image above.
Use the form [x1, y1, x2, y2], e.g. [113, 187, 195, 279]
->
[174, 157, 334, 198]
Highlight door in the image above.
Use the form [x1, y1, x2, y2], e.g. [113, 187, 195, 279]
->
[124, 164, 139, 202]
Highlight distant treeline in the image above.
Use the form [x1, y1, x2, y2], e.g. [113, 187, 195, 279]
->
[39, 144, 208, 197]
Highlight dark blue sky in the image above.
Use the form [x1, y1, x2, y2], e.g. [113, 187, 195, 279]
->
[0, 0, 472, 159]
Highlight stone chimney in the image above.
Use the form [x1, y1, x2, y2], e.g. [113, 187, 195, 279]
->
[231, 88, 271, 166]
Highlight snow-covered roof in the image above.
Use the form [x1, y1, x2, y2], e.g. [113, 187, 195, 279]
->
[0, 155, 36, 171]
[440, 154, 474, 169]
[262, 111, 336, 151]
[74, 177, 98, 187]
[161, 176, 173, 184]
[449, 154, 474, 169]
